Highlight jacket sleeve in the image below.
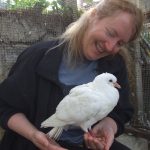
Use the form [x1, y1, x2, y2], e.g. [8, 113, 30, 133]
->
[108, 54, 134, 137]
[0, 41, 56, 130]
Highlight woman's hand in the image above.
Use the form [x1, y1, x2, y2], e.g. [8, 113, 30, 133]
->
[31, 130, 67, 150]
[84, 117, 117, 150]
[7, 113, 67, 150]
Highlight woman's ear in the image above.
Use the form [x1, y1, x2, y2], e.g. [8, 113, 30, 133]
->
[90, 8, 97, 17]
[89, 8, 97, 23]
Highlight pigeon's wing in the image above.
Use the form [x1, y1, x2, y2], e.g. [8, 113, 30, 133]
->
[69, 83, 91, 96]
[55, 88, 103, 125]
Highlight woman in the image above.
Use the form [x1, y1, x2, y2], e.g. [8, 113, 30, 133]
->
[0, 0, 143, 150]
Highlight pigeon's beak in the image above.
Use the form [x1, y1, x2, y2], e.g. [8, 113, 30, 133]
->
[114, 82, 121, 89]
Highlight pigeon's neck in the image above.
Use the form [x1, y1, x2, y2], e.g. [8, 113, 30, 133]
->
[93, 81, 112, 91]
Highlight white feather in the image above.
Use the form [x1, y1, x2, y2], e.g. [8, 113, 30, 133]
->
[41, 72, 120, 139]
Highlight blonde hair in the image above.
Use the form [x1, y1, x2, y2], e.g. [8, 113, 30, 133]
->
[60, 0, 144, 66]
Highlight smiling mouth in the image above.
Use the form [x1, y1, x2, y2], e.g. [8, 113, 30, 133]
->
[95, 42, 104, 53]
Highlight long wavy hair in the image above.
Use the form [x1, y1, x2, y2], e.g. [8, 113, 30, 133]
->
[59, 0, 144, 66]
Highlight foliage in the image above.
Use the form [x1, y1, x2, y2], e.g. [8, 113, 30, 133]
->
[8, 0, 73, 15]
[8, 0, 50, 10]
[84, 0, 93, 4]
[47, 0, 73, 15]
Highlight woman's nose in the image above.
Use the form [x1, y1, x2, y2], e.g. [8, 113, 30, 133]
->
[104, 40, 119, 53]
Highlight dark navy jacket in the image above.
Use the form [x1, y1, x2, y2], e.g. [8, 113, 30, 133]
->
[0, 40, 133, 150]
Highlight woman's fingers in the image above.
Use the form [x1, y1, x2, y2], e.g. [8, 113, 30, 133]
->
[84, 133, 105, 150]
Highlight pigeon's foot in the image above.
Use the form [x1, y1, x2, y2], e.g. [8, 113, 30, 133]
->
[87, 128, 96, 137]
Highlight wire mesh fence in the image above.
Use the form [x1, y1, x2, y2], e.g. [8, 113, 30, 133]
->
[0, 0, 77, 140]
[0, 1, 76, 80]
[129, 21, 150, 133]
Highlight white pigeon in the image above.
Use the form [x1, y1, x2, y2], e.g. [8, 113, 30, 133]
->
[41, 72, 120, 140]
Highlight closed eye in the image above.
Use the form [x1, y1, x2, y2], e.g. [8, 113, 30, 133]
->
[106, 28, 126, 47]
[105, 27, 117, 38]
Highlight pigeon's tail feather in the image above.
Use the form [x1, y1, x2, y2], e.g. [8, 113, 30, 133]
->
[41, 114, 66, 128]
[47, 127, 63, 140]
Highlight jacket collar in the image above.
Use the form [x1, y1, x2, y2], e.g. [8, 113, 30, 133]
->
[36, 41, 64, 83]
[36, 40, 119, 82]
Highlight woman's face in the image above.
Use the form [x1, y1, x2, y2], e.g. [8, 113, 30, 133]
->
[82, 12, 134, 60]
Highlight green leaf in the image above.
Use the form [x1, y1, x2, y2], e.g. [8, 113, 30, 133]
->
[84, 0, 93, 4]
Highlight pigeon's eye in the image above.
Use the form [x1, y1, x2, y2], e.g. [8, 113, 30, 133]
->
[109, 79, 113, 82]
